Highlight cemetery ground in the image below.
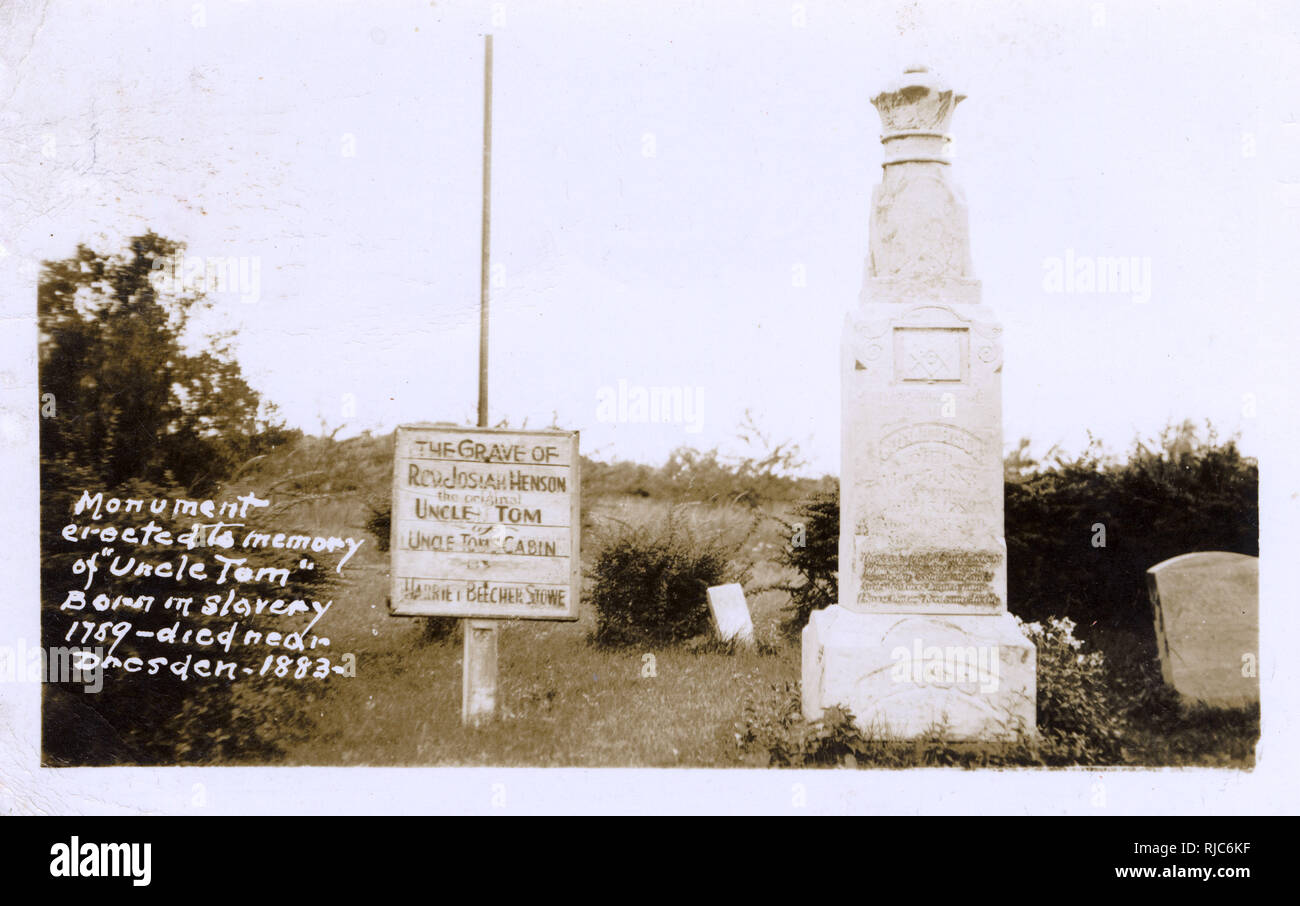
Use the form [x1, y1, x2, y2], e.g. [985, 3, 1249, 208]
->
[232, 437, 1257, 769]
[271, 494, 800, 767]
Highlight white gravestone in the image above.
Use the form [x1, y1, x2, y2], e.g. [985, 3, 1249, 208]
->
[706, 584, 755, 646]
[1147, 551, 1258, 709]
[802, 66, 1036, 740]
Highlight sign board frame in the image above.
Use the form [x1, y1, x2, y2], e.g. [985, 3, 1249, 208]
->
[388, 423, 581, 621]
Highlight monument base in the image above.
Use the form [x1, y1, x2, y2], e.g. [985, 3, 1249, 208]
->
[801, 605, 1036, 741]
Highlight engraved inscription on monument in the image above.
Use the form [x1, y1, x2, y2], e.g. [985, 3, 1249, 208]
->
[858, 550, 1002, 609]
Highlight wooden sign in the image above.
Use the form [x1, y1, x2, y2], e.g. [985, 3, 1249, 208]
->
[389, 425, 580, 620]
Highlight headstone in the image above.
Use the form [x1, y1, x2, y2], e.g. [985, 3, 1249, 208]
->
[802, 65, 1036, 740]
[1147, 552, 1258, 708]
[706, 584, 755, 646]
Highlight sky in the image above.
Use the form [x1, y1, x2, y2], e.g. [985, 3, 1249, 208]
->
[3, 0, 1297, 474]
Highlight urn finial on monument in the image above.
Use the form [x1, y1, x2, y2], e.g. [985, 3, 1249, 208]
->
[871, 64, 965, 166]
[863, 65, 978, 304]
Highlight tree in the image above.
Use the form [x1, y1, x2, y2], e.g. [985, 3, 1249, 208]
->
[38, 231, 288, 493]
[38, 233, 302, 764]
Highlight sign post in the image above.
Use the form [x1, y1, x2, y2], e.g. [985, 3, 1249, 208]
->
[461, 620, 500, 725]
[468, 32, 496, 727]
[389, 425, 581, 725]
[477, 33, 493, 429]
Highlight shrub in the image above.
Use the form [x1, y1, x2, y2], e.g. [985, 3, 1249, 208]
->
[735, 683, 1034, 768]
[1006, 422, 1257, 638]
[736, 683, 876, 767]
[587, 505, 755, 648]
[771, 491, 839, 637]
[364, 500, 391, 552]
[1019, 616, 1127, 764]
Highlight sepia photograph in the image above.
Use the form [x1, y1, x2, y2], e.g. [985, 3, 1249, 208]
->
[0, 0, 1297, 829]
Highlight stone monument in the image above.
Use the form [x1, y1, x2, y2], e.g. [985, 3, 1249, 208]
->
[802, 65, 1037, 740]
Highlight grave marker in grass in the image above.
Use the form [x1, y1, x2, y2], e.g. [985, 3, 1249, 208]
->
[706, 583, 755, 647]
[1147, 551, 1258, 709]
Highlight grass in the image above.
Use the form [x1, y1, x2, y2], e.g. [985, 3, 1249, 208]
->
[288, 614, 795, 767]
[270, 495, 799, 767]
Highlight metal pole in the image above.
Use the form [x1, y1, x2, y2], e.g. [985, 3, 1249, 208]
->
[465, 34, 499, 727]
[477, 33, 493, 430]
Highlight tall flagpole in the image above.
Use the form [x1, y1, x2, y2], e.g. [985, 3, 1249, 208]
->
[477, 34, 493, 429]
[464, 34, 498, 727]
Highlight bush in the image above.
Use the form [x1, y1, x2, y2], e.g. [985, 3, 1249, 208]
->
[736, 683, 1036, 768]
[736, 683, 876, 767]
[1006, 422, 1257, 638]
[587, 505, 755, 648]
[1019, 616, 1127, 764]
[771, 491, 839, 637]
[364, 500, 391, 552]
